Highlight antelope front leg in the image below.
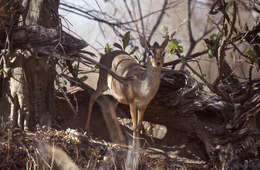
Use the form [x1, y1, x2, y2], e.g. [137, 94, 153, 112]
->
[129, 103, 137, 144]
[137, 106, 146, 134]
[86, 85, 107, 131]
[86, 90, 102, 130]
[86, 94, 97, 130]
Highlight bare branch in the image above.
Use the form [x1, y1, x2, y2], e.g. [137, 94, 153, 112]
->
[75, 51, 133, 85]
[147, 0, 168, 43]
[137, 0, 145, 38]
[163, 50, 208, 68]
[187, 0, 195, 43]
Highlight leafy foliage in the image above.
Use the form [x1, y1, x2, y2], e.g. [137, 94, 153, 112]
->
[80, 75, 88, 81]
[160, 25, 168, 34]
[168, 38, 185, 63]
[105, 43, 112, 53]
[246, 47, 258, 63]
[122, 31, 130, 50]
[111, 31, 138, 55]
[113, 42, 123, 50]
[168, 39, 183, 54]
[206, 32, 223, 58]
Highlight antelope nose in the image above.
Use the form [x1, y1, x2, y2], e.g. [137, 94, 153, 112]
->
[156, 62, 161, 67]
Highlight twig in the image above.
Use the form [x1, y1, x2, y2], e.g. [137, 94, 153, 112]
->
[185, 62, 231, 102]
[163, 50, 208, 67]
[74, 52, 133, 85]
[60, 2, 176, 28]
[137, 0, 145, 40]
[147, 0, 168, 43]
[218, 1, 237, 80]
[56, 79, 78, 117]
[123, 0, 139, 33]
[187, 0, 195, 43]
[179, 1, 216, 70]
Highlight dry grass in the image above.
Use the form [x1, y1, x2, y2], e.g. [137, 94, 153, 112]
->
[0, 126, 208, 170]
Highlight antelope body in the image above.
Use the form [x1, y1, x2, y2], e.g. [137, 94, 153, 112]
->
[86, 38, 168, 137]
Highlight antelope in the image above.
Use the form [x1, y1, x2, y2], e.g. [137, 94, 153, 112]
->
[86, 37, 168, 139]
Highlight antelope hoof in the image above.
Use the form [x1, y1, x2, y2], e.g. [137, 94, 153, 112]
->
[136, 124, 145, 135]
[24, 126, 29, 131]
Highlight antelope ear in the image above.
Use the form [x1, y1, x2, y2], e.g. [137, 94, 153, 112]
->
[160, 36, 169, 49]
[153, 42, 160, 49]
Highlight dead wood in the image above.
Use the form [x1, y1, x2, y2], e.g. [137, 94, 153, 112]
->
[60, 67, 260, 169]
[0, 1, 260, 169]
[144, 69, 260, 169]
[10, 25, 87, 56]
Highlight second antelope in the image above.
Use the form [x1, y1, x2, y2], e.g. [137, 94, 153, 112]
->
[86, 37, 168, 140]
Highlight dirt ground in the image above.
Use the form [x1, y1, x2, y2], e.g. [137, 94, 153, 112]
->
[0, 89, 221, 169]
[54, 89, 215, 168]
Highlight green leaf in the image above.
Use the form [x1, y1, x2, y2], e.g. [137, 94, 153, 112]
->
[73, 64, 78, 70]
[246, 47, 257, 63]
[122, 31, 130, 50]
[210, 33, 217, 41]
[94, 64, 99, 69]
[179, 45, 183, 53]
[168, 39, 179, 53]
[180, 55, 186, 64]
[208, 49, 213, 58]
[105, 43, 112, 53]
[129, 46, 139, 55]
[80, 75, 88, 81]
[160, 25, 168, 33]
[217, 32, 223, 39]
[113, 43, 123, 50]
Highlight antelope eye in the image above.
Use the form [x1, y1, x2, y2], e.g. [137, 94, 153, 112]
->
[149, 50, 154, 57]
[162, 52, 166, 56]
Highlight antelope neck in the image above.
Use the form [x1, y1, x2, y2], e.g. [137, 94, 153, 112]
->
[140, 64, 161, 92]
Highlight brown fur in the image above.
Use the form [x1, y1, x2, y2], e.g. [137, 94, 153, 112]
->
[86, 39, 168, 139]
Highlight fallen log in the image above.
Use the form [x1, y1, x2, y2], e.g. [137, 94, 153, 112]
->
[59, 68, 260, 169]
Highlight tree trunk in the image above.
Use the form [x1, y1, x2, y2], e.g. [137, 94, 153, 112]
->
[2, 0, 60, 129]
[23, 0, 59, 128]
[0, 0, 87, 129]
